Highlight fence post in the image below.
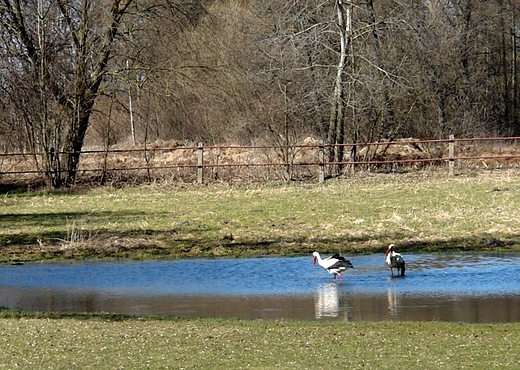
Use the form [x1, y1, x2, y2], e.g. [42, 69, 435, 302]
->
[319, 142, 325, 183]
[197, 142, 204, 184]
[449, 134, 455, 176]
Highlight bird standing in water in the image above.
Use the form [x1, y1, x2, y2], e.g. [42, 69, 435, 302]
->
[385, 244, 406, 276]
[312, 251, 354, 282]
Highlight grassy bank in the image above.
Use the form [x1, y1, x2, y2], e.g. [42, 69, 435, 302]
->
[2, 172, 520, 369]
[1, 170, 520, 262]
[0, 313, 518, 369]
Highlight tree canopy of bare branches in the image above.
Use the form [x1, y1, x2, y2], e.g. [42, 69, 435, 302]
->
[0, 0, 207, 187]
[0, 0, 518, 186]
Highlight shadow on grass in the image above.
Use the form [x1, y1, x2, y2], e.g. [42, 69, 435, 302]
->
[0, 210, 148, 227]
[150, 231, 520, 260]
[0, 211, 217, 253]
[296, 232, 520, 254]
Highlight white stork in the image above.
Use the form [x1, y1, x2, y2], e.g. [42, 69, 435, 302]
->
[312, 251, 353, 282]
[385, 244, 406, 276]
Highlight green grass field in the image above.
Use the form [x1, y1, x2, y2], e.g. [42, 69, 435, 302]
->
[0, 314, 519, 369]
[1, 170, 520, 262]
[1, 170, 520, 368]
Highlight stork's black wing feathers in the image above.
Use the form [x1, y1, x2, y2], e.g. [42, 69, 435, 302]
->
[328, 259, 354, 270]
[327, 253, 354, 268]
[330, 253, 347, 261]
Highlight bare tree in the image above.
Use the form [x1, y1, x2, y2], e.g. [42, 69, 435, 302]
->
[327, 0, 352, 175]
[0, 0, 207, 188]
[230, 0, 335, 180]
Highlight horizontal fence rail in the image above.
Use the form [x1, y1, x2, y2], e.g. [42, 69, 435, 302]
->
[1, 136, 520, 184]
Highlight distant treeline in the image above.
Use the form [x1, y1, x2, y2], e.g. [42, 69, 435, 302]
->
[0, 0, 518, 187]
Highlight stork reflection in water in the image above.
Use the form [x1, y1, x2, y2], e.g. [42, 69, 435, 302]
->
[387, 288, 400, 316]
[315, 283, 340, 319]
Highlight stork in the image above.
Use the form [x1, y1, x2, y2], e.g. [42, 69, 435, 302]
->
[385, 244, 406, 276]
[312, 251, 353, 282]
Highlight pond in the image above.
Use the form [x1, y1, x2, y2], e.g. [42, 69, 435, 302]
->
[0, 253, 519, 323]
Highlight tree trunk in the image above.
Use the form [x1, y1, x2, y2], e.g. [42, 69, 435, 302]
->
[60, 0, 134, 186]
[511, 11, 518, 134]
[366, 0, 394, 139]
[63, 100, 93, 186]
[327, 0, 350, 176]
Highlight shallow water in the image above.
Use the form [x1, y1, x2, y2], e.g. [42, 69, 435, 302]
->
[1, 253, 519, 322]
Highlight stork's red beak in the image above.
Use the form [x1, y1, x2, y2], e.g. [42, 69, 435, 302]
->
[313, 256, 317, 266]
[385, 249, 391, 257]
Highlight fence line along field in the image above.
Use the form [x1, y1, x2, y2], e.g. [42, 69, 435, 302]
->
[2, 136, 520, 190]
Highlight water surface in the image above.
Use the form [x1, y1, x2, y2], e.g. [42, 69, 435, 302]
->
[1, 253, 519, 322]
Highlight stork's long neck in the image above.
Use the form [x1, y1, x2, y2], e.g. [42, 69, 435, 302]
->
[313, 253, 323, 267]
[385, 251, 394, 264]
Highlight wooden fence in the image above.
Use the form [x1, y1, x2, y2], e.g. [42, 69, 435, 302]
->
[2, 136, 520, 185]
